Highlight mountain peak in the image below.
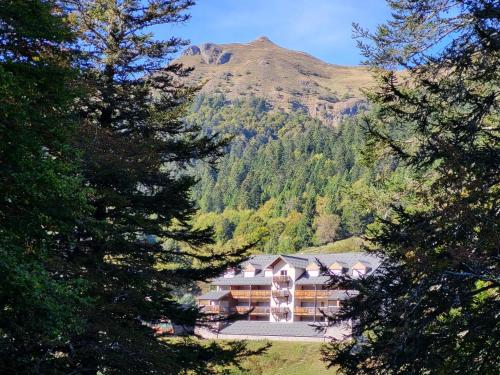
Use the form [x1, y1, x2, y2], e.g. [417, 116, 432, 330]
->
[176, 38, 372, 125]
[251, 36, 275, 45]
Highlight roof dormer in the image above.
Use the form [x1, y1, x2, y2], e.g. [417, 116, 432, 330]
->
[306, 262, 320, 277]
[352, 261, 371, 278]
[329, 261, 348, 276]
[243, 262, 261, 277]
[223, 267, 236, 278]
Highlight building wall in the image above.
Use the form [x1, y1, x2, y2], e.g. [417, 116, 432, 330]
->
[212, 267, 345, 323]
[269, 260, 306, 323]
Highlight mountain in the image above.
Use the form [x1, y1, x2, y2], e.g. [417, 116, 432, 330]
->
[176, 36, 373, 125]
[174, 38, 405, 255]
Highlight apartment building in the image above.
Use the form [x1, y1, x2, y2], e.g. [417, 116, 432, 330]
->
[197, 252, 380, 327]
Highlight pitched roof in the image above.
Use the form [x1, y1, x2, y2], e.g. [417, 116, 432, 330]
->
[212, 276, 272, 286]
[243, 262, 262, 271]
[210, 252, 382, 286]
[295, 275, 331, 285]
[352, 260, 372, 269]
[219, 321, 326, 337]
[197, 290, 230, 300]
[263, 254, 309, 270]
[281, 255, 309, 268]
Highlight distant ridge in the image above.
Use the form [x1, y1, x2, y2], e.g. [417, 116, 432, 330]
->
[175, 37, 373, 124]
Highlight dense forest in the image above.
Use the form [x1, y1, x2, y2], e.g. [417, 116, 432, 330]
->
[187, 95, 413, 253]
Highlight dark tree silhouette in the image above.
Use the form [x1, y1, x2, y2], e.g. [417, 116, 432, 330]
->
[322, 1, 499, 374]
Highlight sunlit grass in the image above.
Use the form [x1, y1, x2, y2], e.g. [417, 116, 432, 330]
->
[227, 340, 336, 375]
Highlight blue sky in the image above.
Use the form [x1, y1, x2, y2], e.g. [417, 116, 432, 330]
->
[160, 0, 391, 65]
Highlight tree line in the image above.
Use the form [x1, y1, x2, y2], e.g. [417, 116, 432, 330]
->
[187, 95, 414, 253]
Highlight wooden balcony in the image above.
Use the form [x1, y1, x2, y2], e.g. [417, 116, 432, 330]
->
[251, 290, 272, 298]
[271, 307, 290, 317]
[272, 275, 291, 284]
[230, 290, 271, 299]
[201, 305, 271, 315]
[294, 290, 337, 299]
[272, 289, 290, 298]
[200, 305, 229, 314]
[293, 306, 340, 315]
[234, 306, 271, 315]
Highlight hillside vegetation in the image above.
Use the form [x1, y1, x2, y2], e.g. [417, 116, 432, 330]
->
[176, 37, 373, 125]
[187, 95, 413, 253]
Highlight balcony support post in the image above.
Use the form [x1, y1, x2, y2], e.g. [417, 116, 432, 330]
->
[248, 285, 252, 321]
[314, 284, 317, 322]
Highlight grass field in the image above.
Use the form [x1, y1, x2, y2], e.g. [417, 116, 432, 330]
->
[300, 236, 364, 254]
[228, 340, 336, 375]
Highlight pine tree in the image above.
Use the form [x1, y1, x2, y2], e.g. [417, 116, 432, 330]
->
[0, 1, 89, 372]
[322, 1, 499, 374]
[64, 1, 255, 373]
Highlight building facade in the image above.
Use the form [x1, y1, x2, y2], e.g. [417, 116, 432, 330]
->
[197, 252, 380, 324]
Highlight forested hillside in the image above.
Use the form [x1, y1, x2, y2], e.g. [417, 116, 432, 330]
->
[186, 95, 413, 253]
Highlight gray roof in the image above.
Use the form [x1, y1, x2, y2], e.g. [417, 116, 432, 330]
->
[197, 290, 230, 300]
[295, 275, 332, 285]
[329, 290, 357, 300]
[280, 255, 310, 269]
[329, 260, 348, 267]
[262, 254, 310, 269]
[240, 254, 278, 269]
[353, 260, 372, 268]
[211, 252, 381, 286]
[247, 262, 262, 269]
[219, 321, 326, 337]
[212, 275, 272, 286]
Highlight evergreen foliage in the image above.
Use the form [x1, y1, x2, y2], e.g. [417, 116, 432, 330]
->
[58, 1, 260, 373]
[188, 95, 412, 252]
[0, 1, 90, 372]
[322, 1, 499, 373]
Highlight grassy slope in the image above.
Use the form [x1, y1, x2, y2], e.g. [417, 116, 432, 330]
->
[228, 340, 336, 375]
[176, 37, 372, 125]
[300, 236, 364, 254]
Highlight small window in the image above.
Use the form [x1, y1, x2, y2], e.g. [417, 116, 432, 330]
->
[331, 269, 342, 276]
[280, 270, 288, 276]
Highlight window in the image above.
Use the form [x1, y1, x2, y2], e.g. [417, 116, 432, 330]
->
[280, 270, 288, 276]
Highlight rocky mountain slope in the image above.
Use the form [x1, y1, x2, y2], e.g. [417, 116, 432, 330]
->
[175, 36, 373, 125]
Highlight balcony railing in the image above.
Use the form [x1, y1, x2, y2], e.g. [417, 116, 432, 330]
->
[272, 275, 291, 284]
[201, 305, 271, 315]
[272, 289, 290, 298]
[293, 306, 340, 315]
[200, 305, 230, 314]
[251, 290, 272, 298]
[294, 290, 338, 299]
[234, 306, 271, 315]
[230, 290, 271, 299]
[271, 307, 290, 317]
